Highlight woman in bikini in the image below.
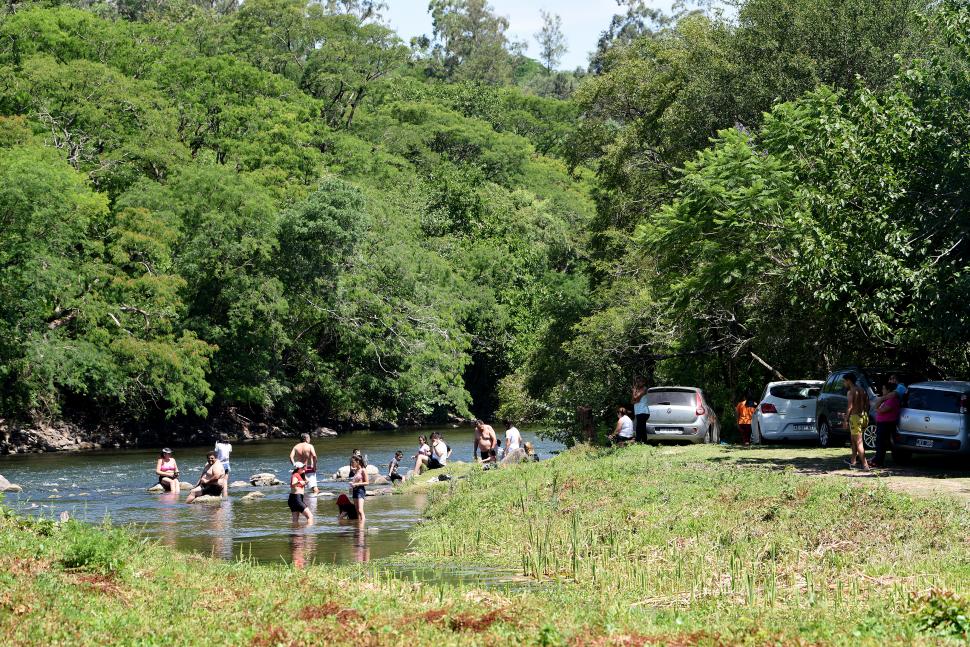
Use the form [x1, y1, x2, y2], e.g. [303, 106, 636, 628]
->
[288, 462, 314, 525]
[349, 455, 368, 523]
[155, 448, 180, 493]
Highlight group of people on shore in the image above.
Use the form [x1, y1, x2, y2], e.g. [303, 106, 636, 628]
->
[153, 421, 537, 528]
[610, 377, 651, 445]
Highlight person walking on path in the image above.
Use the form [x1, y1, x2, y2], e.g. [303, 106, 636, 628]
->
[288, 462, 314, 525]
[609, 407, 635, 445]
[155, 449, 180, 493]
[735, 393, 757, 446]
[349, 455, 368, 523]
[872, 382, 900, 468]
[632, 377, 651, 443]
[289, 433, 319, 496]
[214, 434, 232, 495]
[473, 420, 498, 465]
[186, 452, 226, 503]
[844, 373, 871, 471]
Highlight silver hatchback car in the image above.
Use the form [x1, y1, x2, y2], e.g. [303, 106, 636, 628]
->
[645, 386, 720, 444]
[894, 381, 970, 463]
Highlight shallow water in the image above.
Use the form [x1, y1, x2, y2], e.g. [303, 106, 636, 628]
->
[0, 427, 559, 566]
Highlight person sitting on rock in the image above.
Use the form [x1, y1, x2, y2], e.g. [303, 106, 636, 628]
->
[155, 448, 181, 493]
[388, 451, 404, 484]
[185, 452, 226, 503]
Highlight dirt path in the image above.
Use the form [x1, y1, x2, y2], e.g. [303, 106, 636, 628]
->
[714, 445, 970, 505]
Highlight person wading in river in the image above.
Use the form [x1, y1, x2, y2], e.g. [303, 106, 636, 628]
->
[289, 433, 319, 496]
[349, 455, 368, 523]
[214, 433, 232, 495]
[185, 452, 226, 503]
[474, 420, 498, 466]
[155, 448, 180, 493]
[288, 462, 314, 525]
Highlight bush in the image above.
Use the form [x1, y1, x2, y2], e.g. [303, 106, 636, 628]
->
[910, 588, 970, 640]
[60, 521, 132, 574]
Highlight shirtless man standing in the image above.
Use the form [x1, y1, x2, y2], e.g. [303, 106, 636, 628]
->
[473, 420, 498, 465]
[844, 373, 871, 471]
[289, 433, 319, 496]
[185, 452, 226, 503]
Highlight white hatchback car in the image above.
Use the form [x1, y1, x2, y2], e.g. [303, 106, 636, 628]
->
[752, 380, 824, 444]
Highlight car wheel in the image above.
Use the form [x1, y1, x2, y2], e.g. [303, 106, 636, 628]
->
[863, 423, 878, 450]
[818, 420, 835, 449]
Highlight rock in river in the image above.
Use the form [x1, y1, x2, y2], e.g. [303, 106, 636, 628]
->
[250, 473, 283, 487]
[240, 491, 264, 502]
[147, 484, 166, 493]
[229, 481, 250, 488]
[331, 464, 381, 480]
[189, 495, 223, 505]
[0, 474, 22, 492]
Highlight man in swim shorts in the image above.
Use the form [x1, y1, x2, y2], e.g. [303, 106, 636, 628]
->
[185, 452, 226, 503]
[844, 372, 871, 471]
[289, 433, 319, 496]
[473, 420, 498, 465]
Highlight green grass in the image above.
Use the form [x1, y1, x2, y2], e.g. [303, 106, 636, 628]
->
[2, 445, 969, 645]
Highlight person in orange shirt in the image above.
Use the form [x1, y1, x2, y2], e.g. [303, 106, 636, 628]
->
[735, 393, 757, 446]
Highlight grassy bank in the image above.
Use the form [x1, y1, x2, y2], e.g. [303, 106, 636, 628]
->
[2, 445, 970, 645]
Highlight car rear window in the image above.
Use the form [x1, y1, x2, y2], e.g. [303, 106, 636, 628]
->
[769, 384, 820, 400]
[907, 388, 964, 414]
[647, 390, 696, 407]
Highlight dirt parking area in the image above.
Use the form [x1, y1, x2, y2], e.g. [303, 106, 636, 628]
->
[715, 445, 970, 505]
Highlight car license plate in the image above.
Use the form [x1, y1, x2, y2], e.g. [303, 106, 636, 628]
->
[793, 424, 814, 432]
[655, 428, 681, 435]
[916, 438, 934, 448]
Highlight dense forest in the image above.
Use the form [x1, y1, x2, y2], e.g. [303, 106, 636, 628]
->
[0, 0, 968, 444]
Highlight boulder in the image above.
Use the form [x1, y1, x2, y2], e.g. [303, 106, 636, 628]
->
[189, 495, 223, 505]
[365, 464, 380, 477]
[0, 474, 10, 489]
[147, 484, 166, 493]
[229, 481, 250, 488]
[314, 426, 338, 437]
[371, 476, 389, 486]
[332, 466, 351, 480]
[1, 483, 22, 493]
[250, 473, 283, 487]
[180, 481, 194, 489]
[240, 491, 264, 502]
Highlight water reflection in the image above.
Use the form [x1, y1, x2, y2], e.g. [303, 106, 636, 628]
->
[157, 491, 180, 549]
[353, 522, 369, 563]
[208, 499, 233, 560]
[290, 529, 317, 568]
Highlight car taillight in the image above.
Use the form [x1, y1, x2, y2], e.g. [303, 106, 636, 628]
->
[761, 403, 778, 414]
[695, 392, 705, 416]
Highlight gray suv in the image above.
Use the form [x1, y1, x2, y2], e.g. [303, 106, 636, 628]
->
[815, 368, 923, 450]
[645, 387, 720, 444]
[894, 382, 970, 463]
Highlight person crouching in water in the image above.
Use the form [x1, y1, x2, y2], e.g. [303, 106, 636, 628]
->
[288, 462, 314, 525]
[349, 455, 368, 523]
[185, 451, 225, 503]
[387, 450, 404, 484]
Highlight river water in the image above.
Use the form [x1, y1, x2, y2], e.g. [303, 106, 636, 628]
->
[0, 426, 560, 566]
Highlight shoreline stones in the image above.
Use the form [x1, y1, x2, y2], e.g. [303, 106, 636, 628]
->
[0, 474, 22, 493]
[189, 495, 223, 505]
[250, 473, 283, 487]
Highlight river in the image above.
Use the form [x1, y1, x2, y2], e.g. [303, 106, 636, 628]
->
[0, 426, 560, 567]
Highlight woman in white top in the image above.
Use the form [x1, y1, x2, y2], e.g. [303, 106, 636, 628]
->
[503, 420, 522, 453]
[214, 434, 232, 494]
[610, 407, 635, 445]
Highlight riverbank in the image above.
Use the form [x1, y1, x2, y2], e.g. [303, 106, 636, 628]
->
[2, 444, 969, 645]
[0, 408, 470, 455]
